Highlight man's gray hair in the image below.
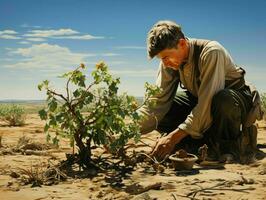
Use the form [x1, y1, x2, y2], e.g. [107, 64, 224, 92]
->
[147, 20, 185, 59]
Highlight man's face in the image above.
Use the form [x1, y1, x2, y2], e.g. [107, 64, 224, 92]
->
[157, 39, 188, 70]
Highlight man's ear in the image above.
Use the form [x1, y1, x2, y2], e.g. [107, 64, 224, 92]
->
[178, 38, 186, 49]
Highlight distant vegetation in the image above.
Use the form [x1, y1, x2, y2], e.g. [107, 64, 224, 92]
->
[0, 98, 144, 115]
[0, 100, 46, 114]
[0, 104, 26, 126]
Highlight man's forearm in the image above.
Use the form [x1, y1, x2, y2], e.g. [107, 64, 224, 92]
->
[169, 128, 188, 145]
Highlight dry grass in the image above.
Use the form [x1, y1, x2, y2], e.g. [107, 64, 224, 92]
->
[18, 162, 46, 187]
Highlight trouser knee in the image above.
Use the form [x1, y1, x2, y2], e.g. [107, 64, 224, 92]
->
[211, 89, 242, 121]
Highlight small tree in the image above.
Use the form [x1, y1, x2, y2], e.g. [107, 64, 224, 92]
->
[38, 62, 160, 169]
[0, 104, 26, 126]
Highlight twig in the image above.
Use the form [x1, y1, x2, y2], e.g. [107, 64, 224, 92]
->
[187, 181, 227, 197]
[137, 152, 156, 163]
[47, 89, 68, 102]
[138, 140, 153, 148]
[204, 187, 255, 193]
[171, 193, 200, 200]
[125, 182, 162, 195]
[171, 193, 178, 200]
[140, 136, 157, 142]
[187, 181, 255, 198]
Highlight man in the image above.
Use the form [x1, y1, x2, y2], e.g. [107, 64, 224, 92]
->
[137, 20, 262, 163]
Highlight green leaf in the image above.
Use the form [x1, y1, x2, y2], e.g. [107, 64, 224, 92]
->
[39, 109, 47, 120]
[46, 133, 51, 142]
[71, 71, 86, 87]
[52, 136, 59, 147]
[49, 100, 57, 112]
[58, 71, 72, 78]
[44, 123, 49, 132]
[96, 115, 104, 124]
[92, 72, 101, 84]
[55, 113, 64, 122]
[73, 89, 81, 97]
[43, 80, 49, 87]
[84, 92, 93, 104]
[37, 83, 43, 91]
[49, 116, 57, 126]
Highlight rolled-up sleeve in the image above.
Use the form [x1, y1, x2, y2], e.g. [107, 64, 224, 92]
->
[137, 62, 179, 134]
[178, 49, 226, 138]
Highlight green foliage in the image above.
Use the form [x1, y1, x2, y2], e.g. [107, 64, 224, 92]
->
[38, 62, 160, 160]
[0, 104, 26, 126]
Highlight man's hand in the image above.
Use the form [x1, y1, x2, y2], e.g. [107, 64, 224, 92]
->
[150, 129, 188, 161]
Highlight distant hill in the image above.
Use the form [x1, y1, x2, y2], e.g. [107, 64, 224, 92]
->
[0, 100, 46, 104]
[0, 97, 144, 105]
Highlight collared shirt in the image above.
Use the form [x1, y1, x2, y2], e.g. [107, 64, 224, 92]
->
[137, 38, 244, 138]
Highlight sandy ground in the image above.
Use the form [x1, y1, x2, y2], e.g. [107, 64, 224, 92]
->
[0, 114, 266, 200]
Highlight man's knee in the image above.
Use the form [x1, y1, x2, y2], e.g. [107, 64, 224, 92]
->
[211, 89, 241, 119]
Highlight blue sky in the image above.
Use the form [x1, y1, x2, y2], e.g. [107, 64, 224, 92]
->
[0, 0, 266, 100]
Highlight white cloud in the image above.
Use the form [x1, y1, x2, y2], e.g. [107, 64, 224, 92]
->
[18, 41, 31, 44]
[55, 34, 104, 40]
[0, 28, 105, 41]
[101, 53, 120, 57]
[5, 43, 91, 70]
[0, 30, 18, 35]
[23, 29, 104, 40]
[0, 35, 21, 39]
[0, 29, 20, 39]
[4, 42, 148, 77]
[26, 38, 46, 42]
[24, 29, 79, 37]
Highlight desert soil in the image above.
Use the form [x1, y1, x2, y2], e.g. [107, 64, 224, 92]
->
[0, 114, 266, 200]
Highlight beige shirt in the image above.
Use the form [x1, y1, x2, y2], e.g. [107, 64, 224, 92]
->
[137, 38, 244, 138]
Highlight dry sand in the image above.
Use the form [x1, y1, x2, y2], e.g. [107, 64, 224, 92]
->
[0, 114, 266, 200]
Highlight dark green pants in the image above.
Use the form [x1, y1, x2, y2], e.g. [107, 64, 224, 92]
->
[157, 86, 253, 156]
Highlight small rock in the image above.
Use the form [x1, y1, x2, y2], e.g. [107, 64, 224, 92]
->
[237, 176, 255, 185]
[132, 192, 152, 200]
[10, 171, 20, 178]
[97, 191, 104, 198]
[7, 181, 13, 186]
[101, 183, 108, 188]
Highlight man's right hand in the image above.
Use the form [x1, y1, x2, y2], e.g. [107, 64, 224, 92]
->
[150, 128, 188, 161]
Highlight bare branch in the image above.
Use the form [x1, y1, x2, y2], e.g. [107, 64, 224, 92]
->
[47, 89, 68, 102]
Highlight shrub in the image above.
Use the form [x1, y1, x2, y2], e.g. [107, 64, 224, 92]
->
[38, 62, 160, 169]
[0, 104, 26, 126]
